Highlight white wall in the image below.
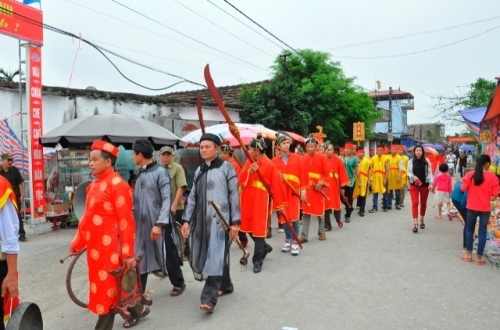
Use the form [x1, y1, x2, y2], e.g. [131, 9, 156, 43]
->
[0, 88, 241, 141]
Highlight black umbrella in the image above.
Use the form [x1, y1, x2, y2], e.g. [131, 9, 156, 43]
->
[40, 114, 182, 149]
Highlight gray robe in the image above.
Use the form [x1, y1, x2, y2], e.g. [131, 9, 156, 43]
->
[133, 161, 171, 275]
[183, 157, 240, 280]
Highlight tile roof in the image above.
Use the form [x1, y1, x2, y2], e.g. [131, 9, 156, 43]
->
[368, 89, 414, 100]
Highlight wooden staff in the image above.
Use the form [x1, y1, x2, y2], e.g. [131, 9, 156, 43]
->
[208, 200, 250, 266]
[204, 64, 302, 248]
[282, 175, 310, 207]
[196, 92, 206, 134]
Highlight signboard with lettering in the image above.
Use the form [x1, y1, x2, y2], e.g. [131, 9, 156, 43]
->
[27, 45, 45, 221]
[0, 0, 43, 45]
[448, 136, 476, 143]
[353, 122, 365, 142]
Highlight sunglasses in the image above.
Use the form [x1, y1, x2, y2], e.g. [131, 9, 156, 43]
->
[6, 159, 13, 162]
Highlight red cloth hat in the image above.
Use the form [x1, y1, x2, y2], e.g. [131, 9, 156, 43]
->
[369, 150, 375, 155]
[91, 140, 119, 158]
[356, 147, 364, 151]
[384, 147, 389, 153]
[376, 146, 383, 151]
[397, 145, 405, 151]
[390, 145, 398, 150]
[344, 142, 354, 149]
[339, 148, 345, 154]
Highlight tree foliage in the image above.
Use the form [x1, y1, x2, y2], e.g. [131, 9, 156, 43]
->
[239, 50, 379, 144]
[431, 78, 497, 124]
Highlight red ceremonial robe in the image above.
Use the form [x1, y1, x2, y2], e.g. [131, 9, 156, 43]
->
[272, 153, 308, 222]
[226, 157, 242, 175]
[70, 168, 136, 316]
[325, 154, 349, 211]
[239, 156, 285, 237]
[301, 152, 330, 216]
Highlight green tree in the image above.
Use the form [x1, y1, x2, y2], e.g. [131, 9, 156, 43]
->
[239, 50, 379, 144]
[0, 68, 21, 86]
[432, 78, 497, 124]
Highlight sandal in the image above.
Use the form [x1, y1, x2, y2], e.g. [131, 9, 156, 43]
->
[460, 254, 472, 262]
[123, 307, 150, 328]
[170, 284, 186, 297]
[218, 289, 233, 297]
[200, 303, 214, 313]
[435, 216, 442, 219]
[412, 225, 418, 234]
[420, 223, 425, 229]
[337, 221, 344, 228]
[476, 258, 486, 265]
[318, 234, 326, 241]
[447, 214, 453, 221]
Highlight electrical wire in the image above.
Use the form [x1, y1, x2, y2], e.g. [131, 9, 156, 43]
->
[174, 0, 274, 57]
[11, 11, 206, 90]
[332, 24, 500, 59]
[206, 0, 284, 50]
[65, 0, 267, 74]
[325, 15, 500, 50]
[223, 0, 299, 54]
[111, 0, 268, 72]
[87, 39, 247, 80]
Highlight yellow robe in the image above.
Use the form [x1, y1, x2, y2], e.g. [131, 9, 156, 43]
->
[353, 156, 371, 198]
[370, 155, 386, 194]
[400, 155, 409, 186]
[387, 154, 403, 190]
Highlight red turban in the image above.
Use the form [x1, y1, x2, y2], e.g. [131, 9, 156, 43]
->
[91, 140, 119, 158]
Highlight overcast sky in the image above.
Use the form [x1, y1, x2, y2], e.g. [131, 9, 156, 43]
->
[1, 0, 499, 134]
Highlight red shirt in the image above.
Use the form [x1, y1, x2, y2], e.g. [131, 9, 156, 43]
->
[461, 170, 499, 211]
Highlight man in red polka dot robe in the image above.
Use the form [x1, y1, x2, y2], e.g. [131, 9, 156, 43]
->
[69, 140, 149, 330]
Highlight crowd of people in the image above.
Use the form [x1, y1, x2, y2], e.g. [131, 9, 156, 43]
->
[48, 132, 493, 330]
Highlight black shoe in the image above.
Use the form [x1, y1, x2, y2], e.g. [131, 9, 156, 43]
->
[387, 207, 392, 210]
[266, 228, 272, 239]
[358, 212, 365, 217]
[263, 245, 273, 259]
[345, 217, 350, 223]
[253, 264, 262, 273]
[382, 208, 388, 212]
[19, 236, 27, 242]
[395, 206, 401, 210]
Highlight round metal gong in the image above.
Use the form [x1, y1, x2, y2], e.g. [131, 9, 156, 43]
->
[121, 269, 138, 293]
[6, 302, 43, 330]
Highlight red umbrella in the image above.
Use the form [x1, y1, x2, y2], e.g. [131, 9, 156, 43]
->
[278, 130, 305, 144]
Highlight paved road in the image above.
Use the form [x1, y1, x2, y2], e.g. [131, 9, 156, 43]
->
[19, 197, 500, 330]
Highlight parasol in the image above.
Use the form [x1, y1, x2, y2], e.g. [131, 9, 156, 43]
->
[410, 146, 438, 156]
[181, 123, 277, 147]
[40, 114, 181, 149]
[277, 130, 305, 144]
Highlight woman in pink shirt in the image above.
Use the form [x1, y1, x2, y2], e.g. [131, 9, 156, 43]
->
[432, 163, 453, 220]
[460, 155, 499, 265]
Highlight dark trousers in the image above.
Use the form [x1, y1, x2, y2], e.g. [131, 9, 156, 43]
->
[451, 199, 467, 248]
[0, 260, 7, 330]
[250, 235, 271, 267]
[95, 303, 144, 330]
[140, 225, 185, 291]
[357, 194, 366, 213]
[324, 210, 341, 230]
[201, 264, 233, 307]
[342, 185, 355, 218]
[465, 210, 489, 256]
[16, 198, 26, 237]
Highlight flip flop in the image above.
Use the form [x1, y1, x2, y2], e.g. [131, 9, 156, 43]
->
[170, 284, 186, 297]
[218, 289, 233, 297]
[123, 307, 150, 328]
[476, 258, 487, 265]
[200, 303, 214, 313]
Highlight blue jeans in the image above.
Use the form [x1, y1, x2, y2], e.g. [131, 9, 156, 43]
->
[384, 190, 401, 208]
[372, 193, 388, 210]
[465, 210, 489, 256]
[284, 221, 301, 242]
[451, 199, 467, 248]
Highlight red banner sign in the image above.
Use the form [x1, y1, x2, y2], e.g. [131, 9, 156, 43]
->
[27, 45, 45, 220]
[448, 136, 475, 142]
[0, 0, 43, 45]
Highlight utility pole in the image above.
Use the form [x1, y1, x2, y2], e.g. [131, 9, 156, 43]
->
[419, 125, 422, 141]
[388, 87, 393, 143]
[279, 52, 292, 79]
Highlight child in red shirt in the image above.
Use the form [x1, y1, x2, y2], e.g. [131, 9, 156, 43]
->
[432, 163, 453, 220]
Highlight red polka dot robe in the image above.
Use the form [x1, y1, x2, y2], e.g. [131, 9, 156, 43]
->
[70, 168, 136, 316]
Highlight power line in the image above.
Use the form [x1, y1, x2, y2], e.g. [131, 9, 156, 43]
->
[325, 15, 500, 50]
[331, 24, 500, 59]
[11, 11, 206, 90]
[88, 38, 248, 80]
[66, 0, 267, 74]
[111, 0, 268, 72]
[223, 0, 299, 54]
[206, 0, 284, 50]
[174, 0, 274, 57]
